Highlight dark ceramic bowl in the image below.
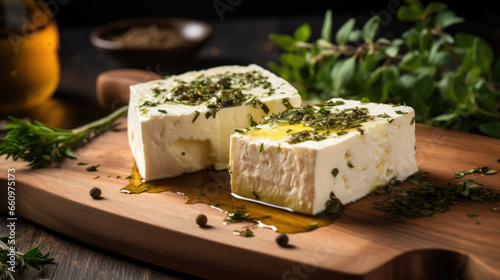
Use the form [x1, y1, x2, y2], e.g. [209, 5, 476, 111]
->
[90, 17, 213, 67]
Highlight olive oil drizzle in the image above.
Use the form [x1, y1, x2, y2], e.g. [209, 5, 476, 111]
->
[121, 165, 336, 234]
[235, 100, 388, 144]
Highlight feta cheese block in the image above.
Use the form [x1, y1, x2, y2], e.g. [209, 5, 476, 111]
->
[128, 64, 301, 181]
[229, 98, 418, 215]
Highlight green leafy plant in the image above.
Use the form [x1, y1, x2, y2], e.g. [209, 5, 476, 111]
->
[0, 237, 53, 280]
[0, 106, 127, 168]
[268, 0, 500, 138]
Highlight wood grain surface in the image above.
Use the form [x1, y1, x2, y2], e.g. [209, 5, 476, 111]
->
[1, 121, 499, 280]
[0, 213, 202, 280]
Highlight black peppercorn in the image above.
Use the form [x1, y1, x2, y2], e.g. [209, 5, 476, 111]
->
[276, 233, 289, 247]
[196, 214, 207, 227]
[89, 187, 101, 199]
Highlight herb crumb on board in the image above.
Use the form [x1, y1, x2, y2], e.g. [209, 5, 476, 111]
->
[372, 172, 500, 218]
[86, 164, 100, 172]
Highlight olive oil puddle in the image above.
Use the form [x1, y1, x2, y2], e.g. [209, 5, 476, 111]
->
[121, 165, 335, 234]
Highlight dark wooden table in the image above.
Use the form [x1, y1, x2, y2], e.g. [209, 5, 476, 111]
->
[2, 8, 500, 280]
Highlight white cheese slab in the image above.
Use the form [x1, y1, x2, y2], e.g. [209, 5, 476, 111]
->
[229, 98, 418, 215]
[128, 64, 301, 181]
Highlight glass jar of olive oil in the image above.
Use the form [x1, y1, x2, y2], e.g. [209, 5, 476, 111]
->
[0, 0, 60, 113]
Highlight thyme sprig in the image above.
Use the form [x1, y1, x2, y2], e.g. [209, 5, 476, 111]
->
[0, 106, 128, 168]
[0, 237, 54, 280]
[268, 0, 500, 138]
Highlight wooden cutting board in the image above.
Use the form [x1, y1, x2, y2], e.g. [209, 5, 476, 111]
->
[1, 122, 499, 280]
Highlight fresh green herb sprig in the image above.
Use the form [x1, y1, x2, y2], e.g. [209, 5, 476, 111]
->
[0, 106, 128, 168]
[268, 1, 500, 138]
[0, 237, 54, 280]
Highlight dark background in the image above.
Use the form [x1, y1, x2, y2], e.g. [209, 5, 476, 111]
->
[52, 0, 500, 47]
[52, 0, 498, 26]
[30, 0, 498, 128]
[50, 0, 500, 67]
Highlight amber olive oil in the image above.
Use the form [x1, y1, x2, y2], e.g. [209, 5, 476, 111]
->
[0, 10, 60, 112]
[122, 165, 336, 234]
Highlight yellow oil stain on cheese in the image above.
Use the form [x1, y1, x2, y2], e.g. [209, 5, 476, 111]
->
[240, 123, 360, 142]
[242, 124, 313, 140]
